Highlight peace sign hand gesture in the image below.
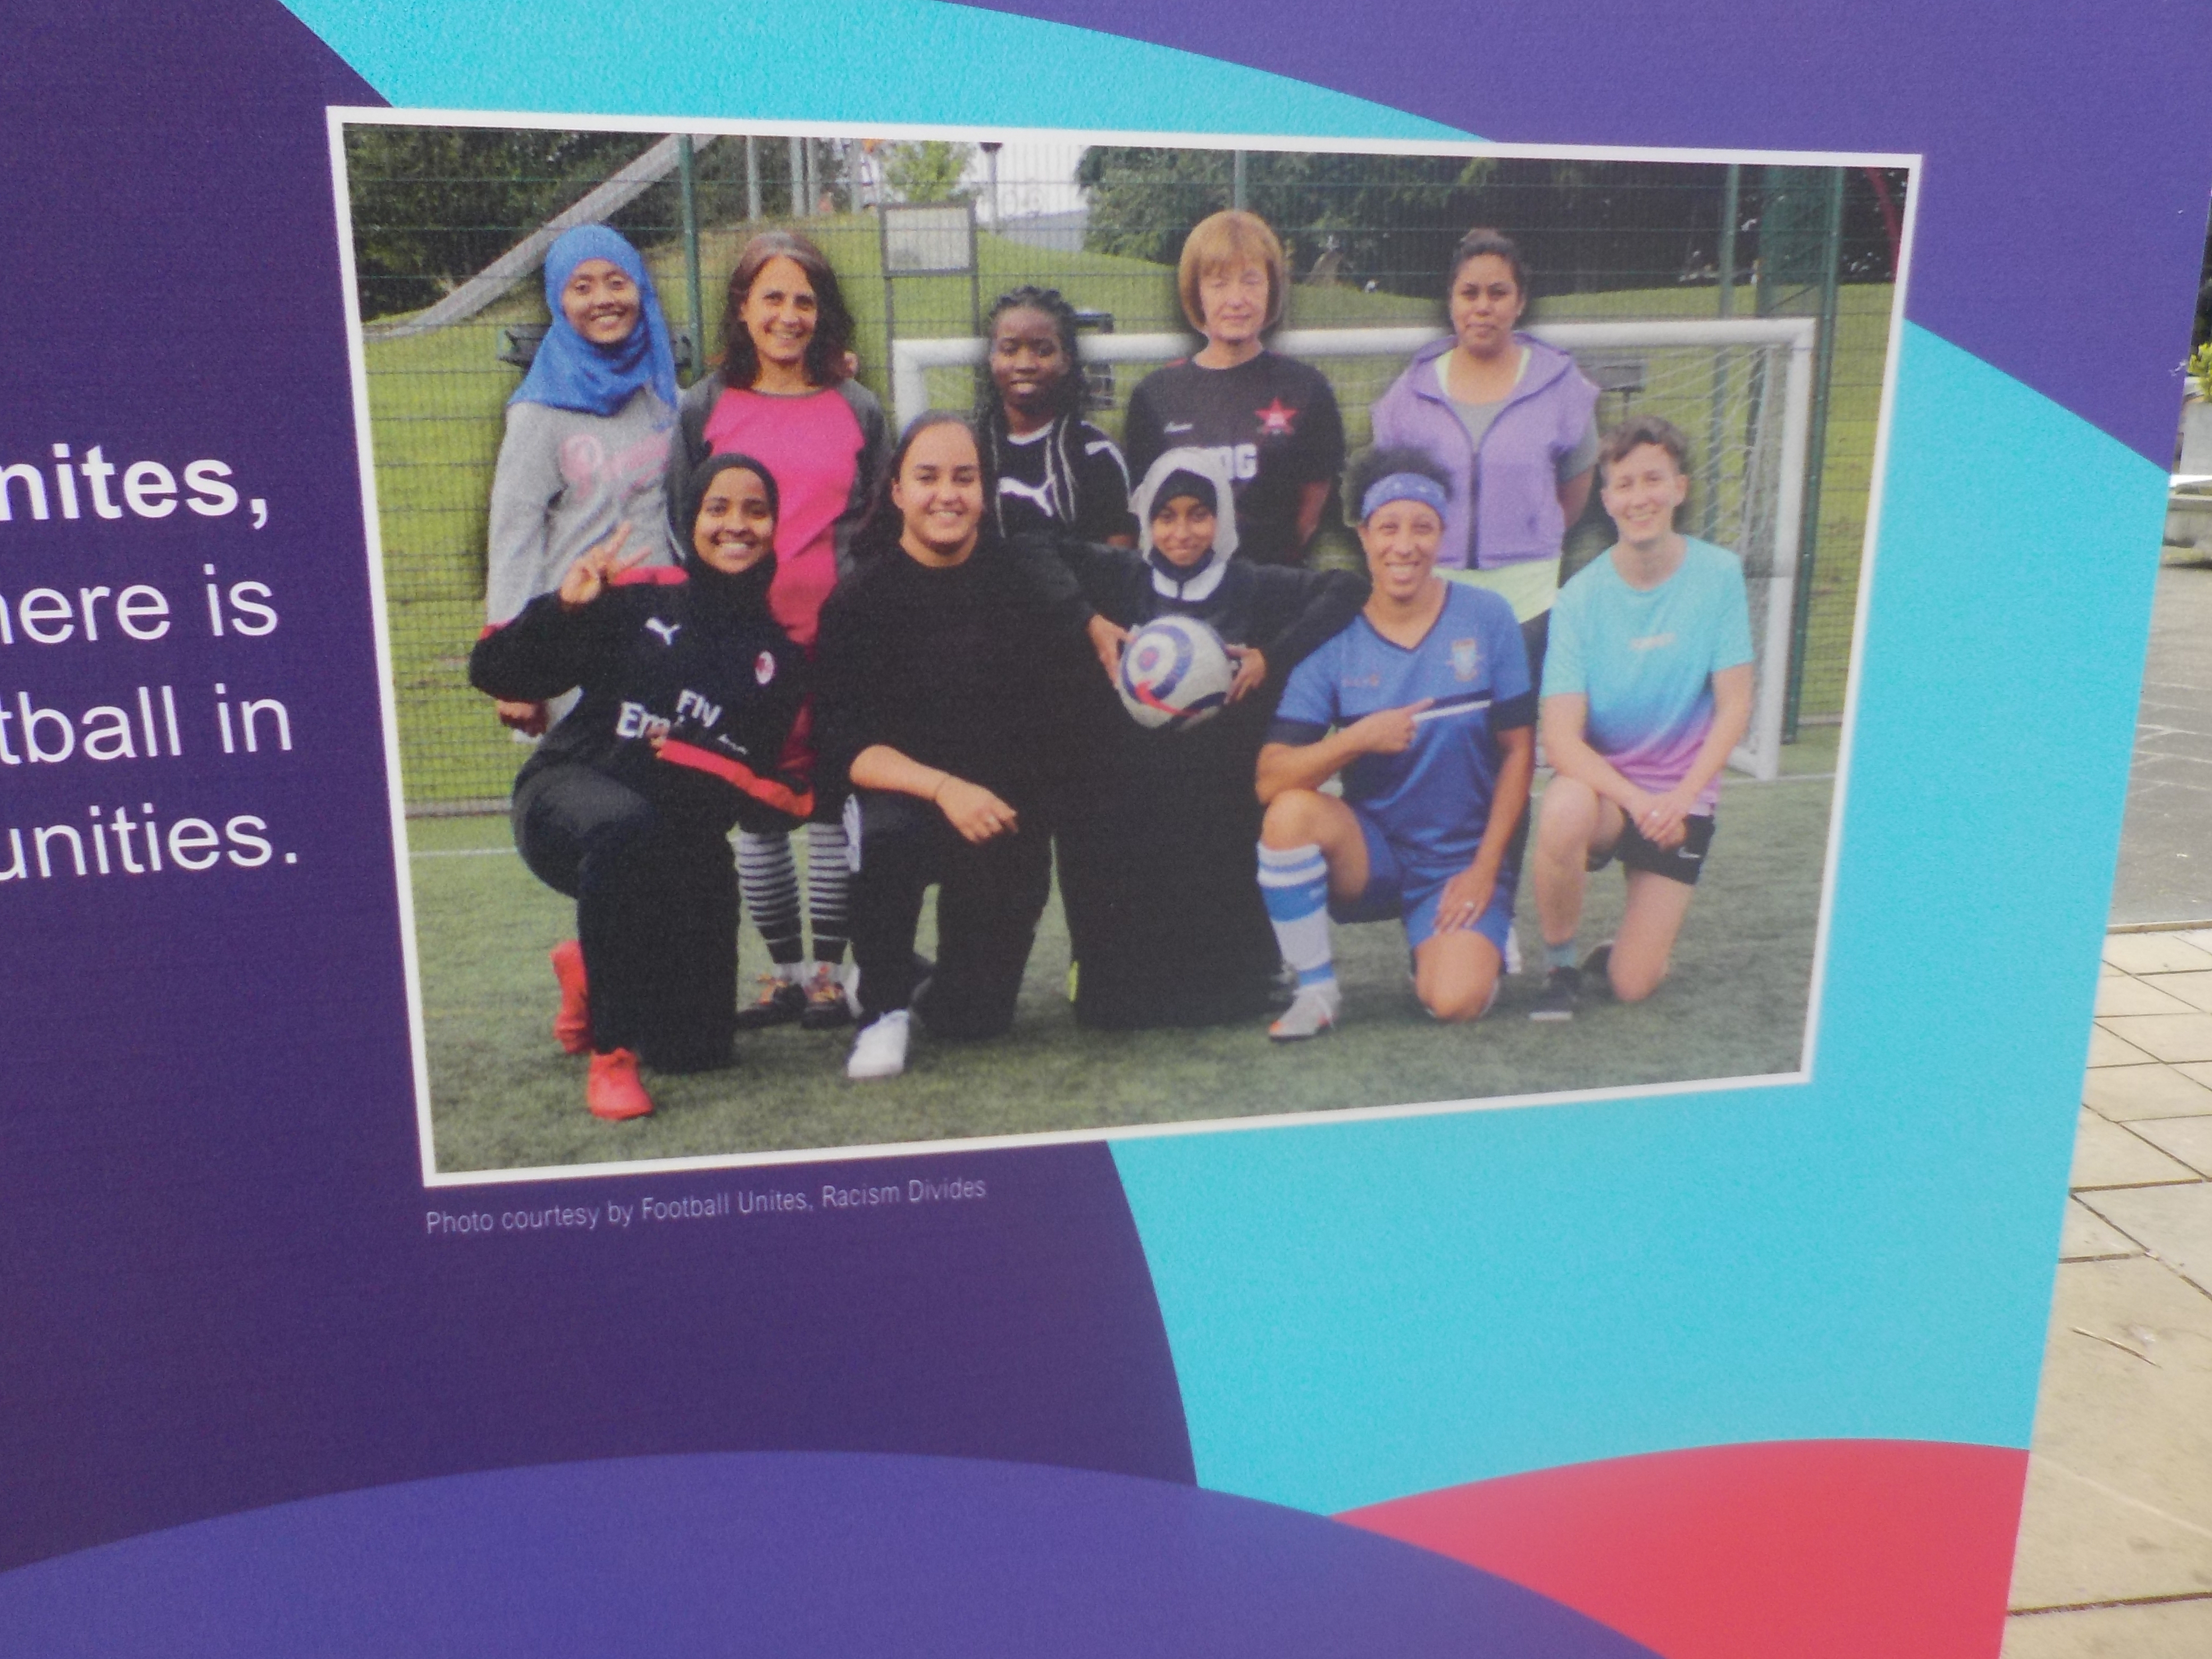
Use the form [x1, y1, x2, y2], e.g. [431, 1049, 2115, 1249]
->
[557, 523, 647, 611]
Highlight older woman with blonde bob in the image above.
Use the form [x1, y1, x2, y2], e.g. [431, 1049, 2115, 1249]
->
[1122, 210, 1345, 567]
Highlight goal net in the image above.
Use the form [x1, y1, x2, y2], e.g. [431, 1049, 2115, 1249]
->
[892, 317, 1816, 780]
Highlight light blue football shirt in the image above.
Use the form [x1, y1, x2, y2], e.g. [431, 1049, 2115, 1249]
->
[1543, 536, 1755, 811]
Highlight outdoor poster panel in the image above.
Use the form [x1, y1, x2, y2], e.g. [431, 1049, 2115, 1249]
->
[0, 4, 2204, 1657]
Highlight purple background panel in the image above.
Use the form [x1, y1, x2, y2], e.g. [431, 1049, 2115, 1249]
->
[0, 1452, 1661, 1658]
[966, 0, 2212, 464]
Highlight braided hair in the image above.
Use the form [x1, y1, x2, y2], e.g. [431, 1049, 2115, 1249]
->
[976, 286, 1095, 533]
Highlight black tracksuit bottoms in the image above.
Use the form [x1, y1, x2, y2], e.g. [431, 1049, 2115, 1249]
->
[513, 763, 737, 1071]
[848, 790, 1051, 1038]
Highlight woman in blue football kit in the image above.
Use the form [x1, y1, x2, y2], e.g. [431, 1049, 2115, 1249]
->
[1255, 449, 1537, 1039]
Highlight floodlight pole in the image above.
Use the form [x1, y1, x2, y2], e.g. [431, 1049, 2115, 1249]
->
[1233, 149, 1247, 210]
[677, 136, 705, 386]
[981, 141, 1002, 229]
[744, 136, 760, 222]
[789, 136, 803, 216]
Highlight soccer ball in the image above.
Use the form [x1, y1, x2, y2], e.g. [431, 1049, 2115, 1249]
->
[1117, 615, 1235, 730]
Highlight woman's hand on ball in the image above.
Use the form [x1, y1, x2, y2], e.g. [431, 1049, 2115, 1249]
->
[557, 523, 646, 610]
[936, 776, 1019, 844]
[1347, 698, 1432, 755]
[1086, 615, 1129, 683]
[1226, 645, 1268, 703]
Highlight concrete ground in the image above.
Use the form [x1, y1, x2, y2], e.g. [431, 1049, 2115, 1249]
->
[1999, 554, 2212, 1655]
[2109, 560, 2212, 925]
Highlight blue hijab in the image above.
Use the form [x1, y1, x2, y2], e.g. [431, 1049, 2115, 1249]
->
[510, 224, 678, 418]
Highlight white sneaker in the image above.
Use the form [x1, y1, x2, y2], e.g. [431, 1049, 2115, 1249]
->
[1268, 981, 1341, 1042]
[845, 1010, 911, 1079]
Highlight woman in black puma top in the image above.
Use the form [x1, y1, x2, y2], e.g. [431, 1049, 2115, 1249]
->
[471, 453, 808, 1121]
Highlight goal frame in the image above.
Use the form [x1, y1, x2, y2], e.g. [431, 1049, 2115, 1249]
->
[891, 317, 1819, 780]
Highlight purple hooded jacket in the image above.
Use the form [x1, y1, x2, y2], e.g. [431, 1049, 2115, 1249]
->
[1368, 334, 1600, 574]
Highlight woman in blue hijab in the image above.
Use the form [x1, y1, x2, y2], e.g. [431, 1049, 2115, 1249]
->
[483, 223, 682, 736]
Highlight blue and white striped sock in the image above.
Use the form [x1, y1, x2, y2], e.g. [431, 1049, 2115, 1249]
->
[1258, 842, 1335, 988]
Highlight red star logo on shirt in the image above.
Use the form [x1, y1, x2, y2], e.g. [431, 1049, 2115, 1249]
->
[1255, 398, 1300, 436]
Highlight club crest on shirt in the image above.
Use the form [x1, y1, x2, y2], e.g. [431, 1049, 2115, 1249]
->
[755, 650, 776, 685]
[1255, 398, 1299, 437]
[1450, 637, 1482, 682]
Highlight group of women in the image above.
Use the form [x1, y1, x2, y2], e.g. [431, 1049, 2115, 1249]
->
[471, 207, 1605, 1117]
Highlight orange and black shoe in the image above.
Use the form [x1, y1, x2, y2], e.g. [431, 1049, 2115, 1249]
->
[585, 1048, 653, 1121]
[799, 962, 854, 1030]
[549, 939, 591, 1054]
[733, 969, 808, 1030]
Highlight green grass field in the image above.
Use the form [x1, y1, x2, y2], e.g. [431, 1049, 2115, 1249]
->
[360, 212, 1892, 808]
[413, 742, 1837, 1176]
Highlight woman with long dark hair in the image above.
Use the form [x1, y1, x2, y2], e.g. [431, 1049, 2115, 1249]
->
[814, 413, 1092, 1080]
[668, 230, 891, 1033]
[471, 453, 809, 1121]
[974, 285, 1136, 547]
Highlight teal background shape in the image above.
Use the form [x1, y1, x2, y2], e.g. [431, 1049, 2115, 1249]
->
[282, 0, 1461, 137]
[1112, 324, 2167, 1515]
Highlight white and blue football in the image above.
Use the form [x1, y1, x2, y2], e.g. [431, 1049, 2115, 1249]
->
[1117, 615, 1235, 731]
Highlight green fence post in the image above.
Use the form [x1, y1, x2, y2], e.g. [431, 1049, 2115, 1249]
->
[745, 135, 760, 221]
[1702, 162, 1740, 540]
[677, 136, 705, 386]
[1782, 167, 1846, 742]
[1233, 149, 1247, 211]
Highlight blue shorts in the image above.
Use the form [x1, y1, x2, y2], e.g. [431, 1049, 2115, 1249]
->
[1329, 810, 1518, 954]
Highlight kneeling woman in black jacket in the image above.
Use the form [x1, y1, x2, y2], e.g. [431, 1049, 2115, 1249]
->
[471, 453, 810, 1121]
[815, 412, 1093, 1082]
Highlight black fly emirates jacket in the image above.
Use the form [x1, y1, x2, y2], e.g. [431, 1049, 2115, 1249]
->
[470, 567, 812, 836]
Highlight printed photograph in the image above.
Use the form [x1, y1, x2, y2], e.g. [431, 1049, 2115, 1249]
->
[331, 115, 1912, 1177]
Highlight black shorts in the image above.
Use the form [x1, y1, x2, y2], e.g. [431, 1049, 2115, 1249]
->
[1590, 811, 1716, 886]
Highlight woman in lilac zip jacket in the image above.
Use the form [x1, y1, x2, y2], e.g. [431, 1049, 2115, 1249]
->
[1368, 228, 1601, 681]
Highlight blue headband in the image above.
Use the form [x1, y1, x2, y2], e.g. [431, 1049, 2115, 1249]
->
[1361, 472, 1449, 522]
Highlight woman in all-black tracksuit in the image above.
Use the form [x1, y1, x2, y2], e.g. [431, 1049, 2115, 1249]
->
[814, 413, 1094, 1081]
[471, 453, 810, 1122]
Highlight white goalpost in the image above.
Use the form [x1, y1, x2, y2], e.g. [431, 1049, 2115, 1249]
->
[891, 317, 1818, 780]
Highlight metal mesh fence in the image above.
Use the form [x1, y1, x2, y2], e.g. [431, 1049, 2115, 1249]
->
[342, 127, 1902, 810]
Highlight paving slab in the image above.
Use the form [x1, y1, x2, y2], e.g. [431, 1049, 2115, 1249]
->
[2128, 1116, 2212, 1178]
[2097, 975, 2199, 1016]
[2087, 1028, 2159, 1068]
[2084, 1064, 2212, 1119]
[2104, 934, 2212, 975]
[2006, 1258, 2212, 1609]
[2096, 1013, 2212, 1063]
[2081, 1185, 2212, 1295]
[2136, 970, 2212, 1012]
[2004, 1597, 2212, 1658]
[2063, 1199, 2147, 1261]
[2071, 1110, 2201, 1189]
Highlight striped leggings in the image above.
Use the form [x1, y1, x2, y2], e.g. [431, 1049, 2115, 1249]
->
[736, 823, 850, 967]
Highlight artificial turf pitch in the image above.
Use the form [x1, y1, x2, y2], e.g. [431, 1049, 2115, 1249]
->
[410, 759, 1836, 1175]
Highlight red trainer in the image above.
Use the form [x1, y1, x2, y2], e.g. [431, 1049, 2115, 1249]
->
[586, 1049, 653, 1121]
[549, 939, 590, 1054]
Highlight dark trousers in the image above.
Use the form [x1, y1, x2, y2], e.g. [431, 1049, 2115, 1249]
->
[848, 790, 1051, 1038]
[514, 764, 736, 1071]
